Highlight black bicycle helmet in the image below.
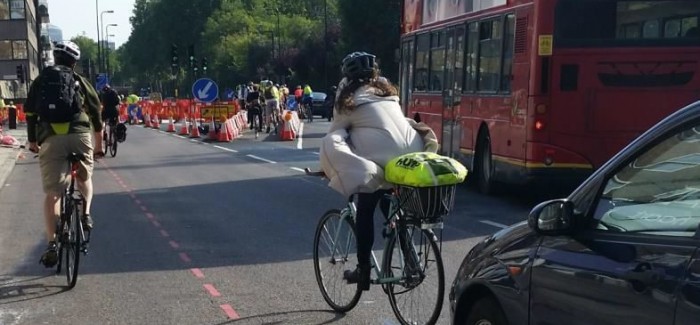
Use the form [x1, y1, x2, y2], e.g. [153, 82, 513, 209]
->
[341, 52, 377, 80]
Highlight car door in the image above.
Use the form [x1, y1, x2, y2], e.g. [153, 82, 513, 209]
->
[529, 122, 700, 325]
[676, 249, 700, 325]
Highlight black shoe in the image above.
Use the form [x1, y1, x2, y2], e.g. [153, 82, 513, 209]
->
[82, 214, 94, 231]
[266, 126, 271, 134]
[39, 241, 58, 268]
[343, 264, 370, 291]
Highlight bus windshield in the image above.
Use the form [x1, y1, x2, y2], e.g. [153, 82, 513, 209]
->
[555, 0, 700, 47]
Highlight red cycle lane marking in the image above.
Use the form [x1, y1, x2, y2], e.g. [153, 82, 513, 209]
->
[102, 163, 242, 321]
[179, 252, 191, 263]
[190, 268, 205, 278]
[220, 304, 240, 320]
[204, 284, 221, 297]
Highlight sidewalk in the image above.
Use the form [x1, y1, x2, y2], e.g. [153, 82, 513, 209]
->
[0, 122, 28, 188]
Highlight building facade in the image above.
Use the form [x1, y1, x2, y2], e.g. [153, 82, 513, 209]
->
[0, 0, 45, 100]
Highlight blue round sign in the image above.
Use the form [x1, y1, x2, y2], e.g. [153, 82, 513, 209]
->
[192, 78, 219, 103]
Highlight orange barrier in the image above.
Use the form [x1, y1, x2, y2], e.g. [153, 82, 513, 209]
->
[280, 110, 300, 141]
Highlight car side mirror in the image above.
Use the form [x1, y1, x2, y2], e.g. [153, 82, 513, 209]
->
[527, 199, 575, 235]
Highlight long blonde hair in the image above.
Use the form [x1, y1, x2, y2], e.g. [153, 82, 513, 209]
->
[336, 70, 398, 114]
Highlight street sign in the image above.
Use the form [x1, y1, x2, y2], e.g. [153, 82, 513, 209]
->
[192, 78, 218, 103]
[95, 73, 109, 90]
[224, 88, 235, 100]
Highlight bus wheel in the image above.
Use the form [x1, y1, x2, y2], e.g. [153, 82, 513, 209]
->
[475, 132, 495, 195]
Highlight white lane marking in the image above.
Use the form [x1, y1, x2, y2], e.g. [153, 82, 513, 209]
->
[189, 139, 199, 143]
[480, 220, 509, 229]
[246, 154, 277, 164]
[290, 167, 305, 172]
[213, 145, 238, 153]
[296, 122, 304, 149]
[177, 135, 187, 139]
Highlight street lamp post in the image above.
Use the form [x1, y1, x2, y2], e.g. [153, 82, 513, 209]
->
[95, 0, 100, 73]
[99, 10, 114, 73]
[104, 24, 117, 78]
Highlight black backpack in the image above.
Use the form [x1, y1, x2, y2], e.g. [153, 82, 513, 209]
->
[38, 66, 82, 123]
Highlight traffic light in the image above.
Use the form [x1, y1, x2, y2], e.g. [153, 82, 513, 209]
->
[201, 57, 208, 73]
[170, 44, 178, 68]
[81, 59, 91, 78]
[188, 45, 195, 69]
[15, 65, 24, 83]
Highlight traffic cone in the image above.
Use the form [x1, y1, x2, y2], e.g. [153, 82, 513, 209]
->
[144, 114, 152, 128]
[190, 118, 201, 138]
[166, 115, 176, 132]
[178, 120, 189, 136]
[208, 117, 217, 141]
[152, 114, 160, 129]
[217, 119, 231, 142]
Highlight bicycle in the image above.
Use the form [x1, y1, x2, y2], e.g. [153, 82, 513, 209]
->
[55, 152, 92, 289]
[306, 168, 451, 325]
[302, 102, 314, 123]
[103, 121, 117, 157]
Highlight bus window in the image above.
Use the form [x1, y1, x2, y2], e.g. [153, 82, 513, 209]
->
[555, 0, 700, 46]
[501, 14, 515, 92]
[415, 33, 430, 91]
[478, 19, 503, 92]
[465, 22, 479, 92]
[454, 25, 466, 92]
[643, 20, 661, 38]
[430, 30, 446, 91]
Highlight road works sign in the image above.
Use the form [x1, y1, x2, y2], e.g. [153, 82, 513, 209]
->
[192, 78, 219, 103]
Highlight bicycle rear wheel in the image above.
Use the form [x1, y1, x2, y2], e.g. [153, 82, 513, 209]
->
[385, 223, 444, 325]
[313, 209, 362, 312]
[65, 199, 81, 289]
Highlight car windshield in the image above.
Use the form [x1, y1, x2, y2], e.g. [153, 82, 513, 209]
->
[593, 124, 700, 236]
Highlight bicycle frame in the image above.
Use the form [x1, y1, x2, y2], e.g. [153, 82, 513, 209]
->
[329, 193, 429, 286]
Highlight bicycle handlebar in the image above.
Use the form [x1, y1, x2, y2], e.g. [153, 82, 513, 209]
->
[304, 168, 326, 178]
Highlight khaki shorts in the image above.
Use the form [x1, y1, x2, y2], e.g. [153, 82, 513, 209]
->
[39, 133, 94, 194]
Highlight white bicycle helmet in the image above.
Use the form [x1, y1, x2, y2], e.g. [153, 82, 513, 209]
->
[53, 41, 81, 61]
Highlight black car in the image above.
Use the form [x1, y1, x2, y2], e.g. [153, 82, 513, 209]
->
[450, 100, 700, 325]
[310, 92, 330, 118]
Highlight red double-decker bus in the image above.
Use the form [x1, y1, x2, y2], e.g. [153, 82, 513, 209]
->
[399, 0, 700, 194]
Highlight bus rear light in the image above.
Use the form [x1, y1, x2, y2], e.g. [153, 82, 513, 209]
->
[536, 104, 547, 114]
[535, 120, 545, 130]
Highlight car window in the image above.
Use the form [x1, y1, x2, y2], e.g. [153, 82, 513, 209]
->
[592, 123, 700, 237]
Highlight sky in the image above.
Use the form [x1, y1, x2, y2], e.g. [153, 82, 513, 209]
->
[47, 0, 135, 48]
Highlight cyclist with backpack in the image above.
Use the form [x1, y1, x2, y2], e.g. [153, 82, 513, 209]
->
[24, 41, 104, 268]
[100, 84, 124, 143]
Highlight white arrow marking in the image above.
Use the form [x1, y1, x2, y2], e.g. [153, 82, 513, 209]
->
[197, 81, 213, 99]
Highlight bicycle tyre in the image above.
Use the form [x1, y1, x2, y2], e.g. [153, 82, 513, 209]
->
[56, 194, 69, 274]
[110, 131, 117, 157]
[65, 199, 81, 289]
[385, 224, 444, 325]
[313, 209, 362, 312]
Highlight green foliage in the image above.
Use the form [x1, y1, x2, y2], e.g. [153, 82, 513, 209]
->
[117, 0, 403, 96]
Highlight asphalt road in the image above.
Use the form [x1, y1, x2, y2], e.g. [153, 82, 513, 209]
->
[0, 118, 549, 325]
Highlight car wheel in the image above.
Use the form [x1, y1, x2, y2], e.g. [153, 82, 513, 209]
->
[464, 296, 508, 325]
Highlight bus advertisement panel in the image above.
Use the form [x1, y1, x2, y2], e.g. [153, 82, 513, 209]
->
[400, 0, 700, 194]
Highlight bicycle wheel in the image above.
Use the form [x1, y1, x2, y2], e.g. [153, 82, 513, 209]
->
[56, 194, 69, 274]
[65, 199, 81, 289]
[385, 223, 444, 325]
[313, 209, 362, 312]
[110, 132, 118, 157]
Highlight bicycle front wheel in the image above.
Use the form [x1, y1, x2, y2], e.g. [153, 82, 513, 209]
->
[385, 223, 444, 325]
[110, 132, 118, 157]
[65, 200, 82, 289]
[313, 209, 362, 312]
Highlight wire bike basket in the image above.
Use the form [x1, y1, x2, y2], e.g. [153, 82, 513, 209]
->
[385, 151, 467, 221]
[395, 184, 457, 221]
